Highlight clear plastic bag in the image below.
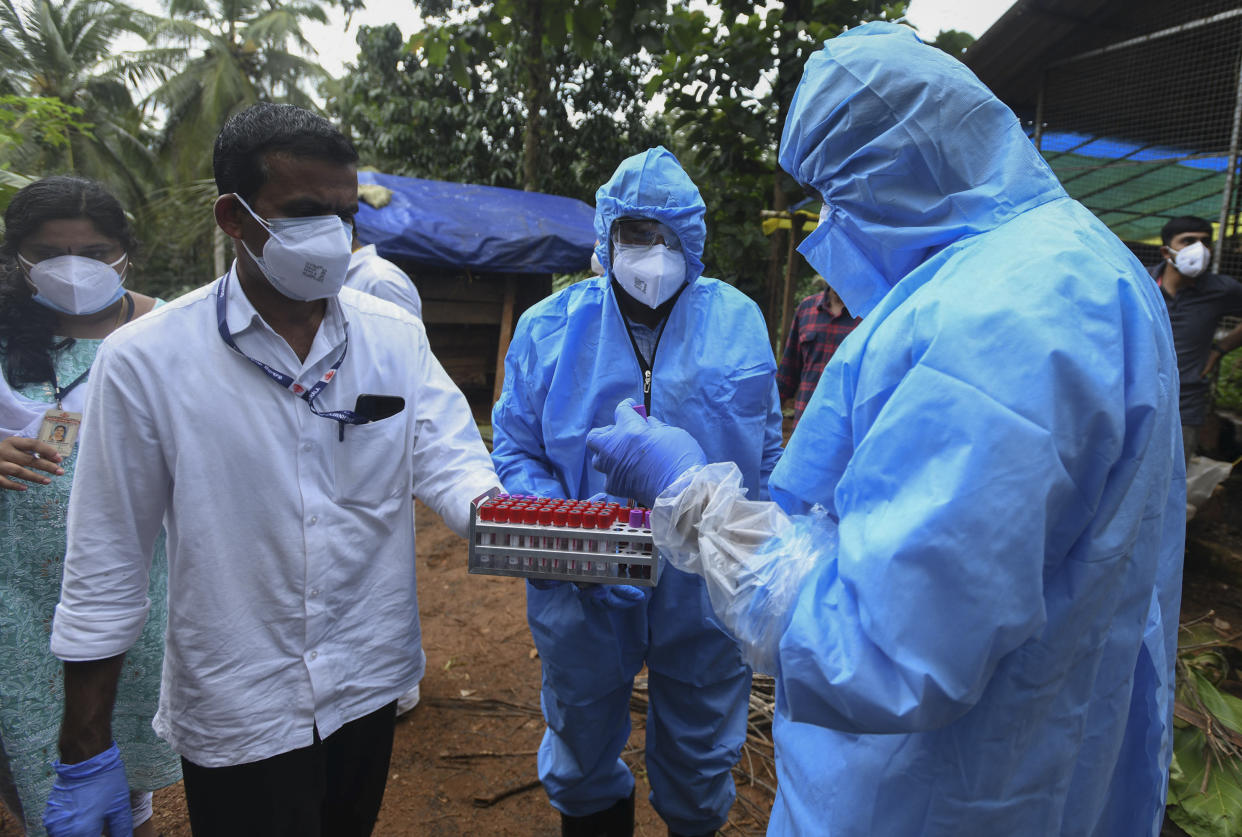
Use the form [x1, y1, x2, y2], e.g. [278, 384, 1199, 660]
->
[653, 463, 835, 674]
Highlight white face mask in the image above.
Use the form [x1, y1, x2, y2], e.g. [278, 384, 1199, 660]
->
[19, 252, 127, 315]
[1169, 240, 1209, 278]
[612, 244, 686, 308]
[233, 194, 353, 301]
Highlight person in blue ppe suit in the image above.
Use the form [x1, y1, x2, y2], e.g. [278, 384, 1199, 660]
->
[587, 24, 1185, 837]
[492, 146, 783, 837]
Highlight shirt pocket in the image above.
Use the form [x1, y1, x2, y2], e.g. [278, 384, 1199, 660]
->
[332, 417, 410, 506]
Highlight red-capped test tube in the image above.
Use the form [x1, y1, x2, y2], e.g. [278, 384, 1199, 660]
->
[567, 508, 584, 574]
[476, 503, 495, 567]
[522, 507, 539, 570]
[593, 510, 612, 577]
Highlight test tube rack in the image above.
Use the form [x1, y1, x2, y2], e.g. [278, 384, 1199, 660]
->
[467, 492, 660, 587]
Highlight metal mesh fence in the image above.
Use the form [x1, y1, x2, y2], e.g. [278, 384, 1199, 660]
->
[1035, 1, 1242, 274]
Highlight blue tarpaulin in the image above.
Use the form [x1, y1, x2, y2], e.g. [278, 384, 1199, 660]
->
[355, 171, 596, 275]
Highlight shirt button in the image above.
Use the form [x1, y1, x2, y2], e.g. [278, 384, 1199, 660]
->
[309, 588, 320, 598]
[309, 650, 318, 660]
[309, 515, 318, 526]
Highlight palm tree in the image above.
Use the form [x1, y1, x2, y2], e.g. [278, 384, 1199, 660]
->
[148, 0, 332, 181]
[0, 0, 167, 203]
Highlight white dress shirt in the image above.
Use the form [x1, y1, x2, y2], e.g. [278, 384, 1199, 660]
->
[51, 266, 499, 766]
[345, 245, 423, 320]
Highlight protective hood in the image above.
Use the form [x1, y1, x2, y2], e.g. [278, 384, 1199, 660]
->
[594, 146, 706, 285]
[779, 22, 1066, 317]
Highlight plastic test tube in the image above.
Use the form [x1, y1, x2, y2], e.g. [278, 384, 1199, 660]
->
[476, 503, 494, 567]
[626, 508, 645, 579]
[492, 505, 511, 569]
[522, 507, 539, 570]
[509, 505, 527, 570]
[567, 509, 584, 574]
[593, 509, 611, 576]
[537, 507, 555, 573]
[552, 508, 569, 571]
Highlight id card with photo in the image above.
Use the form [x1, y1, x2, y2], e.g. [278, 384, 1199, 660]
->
[38, 409, 82, 458]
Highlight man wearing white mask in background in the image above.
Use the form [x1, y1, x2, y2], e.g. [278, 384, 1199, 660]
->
[492, 146, 782, 836]
[45, 103, 500, 836]
[1153, 215, 1242, 464]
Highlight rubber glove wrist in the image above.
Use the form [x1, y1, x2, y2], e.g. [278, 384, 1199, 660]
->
[52, 742, 123, 779]
[45, 741, 133, 837]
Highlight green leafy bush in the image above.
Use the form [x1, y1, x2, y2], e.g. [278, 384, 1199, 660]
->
[1216, 350, 1242, 413]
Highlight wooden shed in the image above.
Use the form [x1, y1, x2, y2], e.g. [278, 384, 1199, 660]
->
[353, 172, 595, 423]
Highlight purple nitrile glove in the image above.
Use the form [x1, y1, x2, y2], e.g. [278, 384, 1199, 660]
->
[586, 399, 707, 508]
[44, 741, 133, 837]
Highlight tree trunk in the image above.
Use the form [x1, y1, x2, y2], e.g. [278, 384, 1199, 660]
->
[521, 0, 545, 192]
[765, 0, 804, 349]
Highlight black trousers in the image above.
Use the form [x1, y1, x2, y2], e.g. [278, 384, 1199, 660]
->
[181, 701, 397, 837]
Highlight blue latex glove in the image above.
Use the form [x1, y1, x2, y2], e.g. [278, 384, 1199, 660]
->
[586, 399, 707, 507]
[574, 581, 653, 610]
[44, 741, 133, 837]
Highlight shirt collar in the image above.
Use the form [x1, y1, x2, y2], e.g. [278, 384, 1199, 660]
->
[223, 261, 348, 347]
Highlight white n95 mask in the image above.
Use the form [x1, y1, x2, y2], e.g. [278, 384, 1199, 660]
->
[19, 252, 127, 315]
[234, 194, 352, 301]
[612, 244, 686, 308]
[1170, 240, 1209, 278]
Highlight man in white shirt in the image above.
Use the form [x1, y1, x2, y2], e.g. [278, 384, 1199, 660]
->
[45, 103, 500, 837]
[346, 236, 423, 321]
[347, 224, 424, 719]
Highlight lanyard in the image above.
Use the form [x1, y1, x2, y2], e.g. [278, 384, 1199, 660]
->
[52, 367, 90, 407]
[49, 294, 135, 407]
[215, 276, 368, 436]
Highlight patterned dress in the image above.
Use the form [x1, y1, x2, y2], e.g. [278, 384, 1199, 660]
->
[0, 335, 180, 836]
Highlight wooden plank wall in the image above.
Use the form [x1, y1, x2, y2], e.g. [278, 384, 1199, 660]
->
[402, 265, 552, 422]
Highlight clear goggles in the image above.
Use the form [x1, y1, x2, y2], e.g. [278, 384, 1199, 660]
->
[611, 218, 681, 251]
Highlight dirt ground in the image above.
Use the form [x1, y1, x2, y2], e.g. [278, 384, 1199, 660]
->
[0, 500, 770, 837]
[3, 474, 1240, 837]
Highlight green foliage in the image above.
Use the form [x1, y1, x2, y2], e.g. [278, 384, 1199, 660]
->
[0, 95, 92, 152]
[655, 0, 907, 303]
[1168, 632, 1242, 837]
[0, 0, 164, 204]
[929, 28, 975, 58]
[1215, 349, 1242, 412]
[147, 0, 334, 183]
[331, 2, 669, 205]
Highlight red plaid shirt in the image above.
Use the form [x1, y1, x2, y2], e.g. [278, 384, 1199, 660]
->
[777, 290, 861, 423]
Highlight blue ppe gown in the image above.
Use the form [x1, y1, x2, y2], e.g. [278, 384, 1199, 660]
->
[492, 147, 783, 833]
[758, 23, 1185, 836]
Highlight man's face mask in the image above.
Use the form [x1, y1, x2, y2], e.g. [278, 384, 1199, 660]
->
[1167, 239, 1209, 279]
[610, 219, 686, 309]
[233, 194, 353, 301]
[19, 252, 128, 315]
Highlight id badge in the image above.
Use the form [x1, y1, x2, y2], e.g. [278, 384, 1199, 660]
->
[38, 409, 82, 458]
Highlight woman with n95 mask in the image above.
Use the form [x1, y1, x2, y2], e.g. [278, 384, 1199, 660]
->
[0, 176, 180, 837]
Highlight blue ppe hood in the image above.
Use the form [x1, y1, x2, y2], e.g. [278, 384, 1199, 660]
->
[593, 147, 706, 286]
[763, 21, 1185, 837]
[778, 22, 1066, 318]
[354, 170, 596, 274]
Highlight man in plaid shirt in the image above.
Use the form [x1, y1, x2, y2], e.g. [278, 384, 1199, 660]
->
[777, 282, 861, 424]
